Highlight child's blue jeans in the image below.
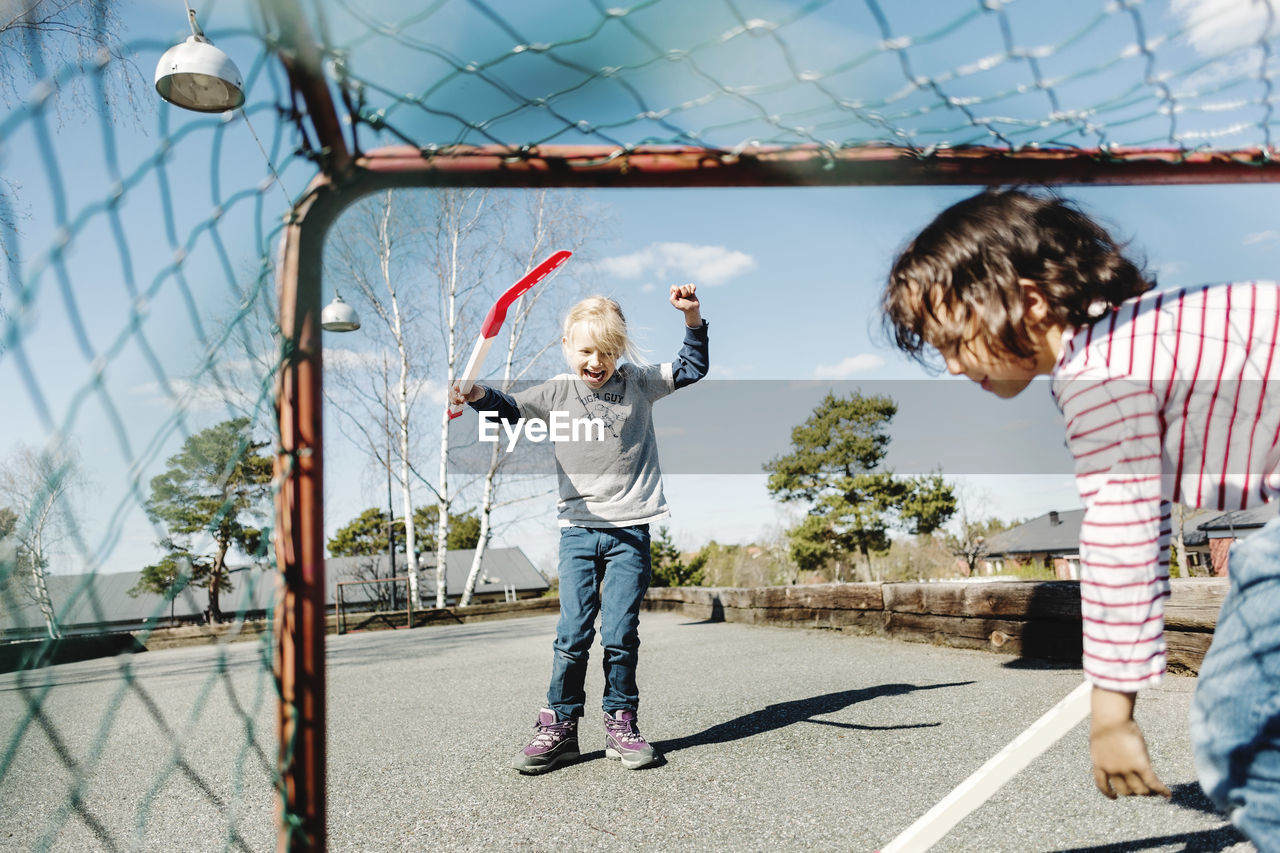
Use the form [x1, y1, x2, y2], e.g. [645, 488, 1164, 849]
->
[547, 524, 651, 720]
[1190, 512, 1280, 848]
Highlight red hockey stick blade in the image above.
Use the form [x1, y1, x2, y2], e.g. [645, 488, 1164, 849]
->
[448, 250, 573, 421]
[479, 250, 572, 338]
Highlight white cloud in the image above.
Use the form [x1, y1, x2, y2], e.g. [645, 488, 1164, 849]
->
[414, 377, 450, 406]
[134, 376, 261, 417]
[1244, 229, 1280, 246]
[132, 357, 276, 416]
[323, 348, 382, 371]
[813, 354, 885, 380]
[598, 242, 756, 287]
[1173, 0, 1279, 54]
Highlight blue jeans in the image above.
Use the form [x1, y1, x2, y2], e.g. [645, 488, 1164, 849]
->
[547, 525, 651, 720]
[1190, 513, 1280, 849]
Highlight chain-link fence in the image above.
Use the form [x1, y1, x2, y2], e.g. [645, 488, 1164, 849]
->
[2, 0, 1277, 850]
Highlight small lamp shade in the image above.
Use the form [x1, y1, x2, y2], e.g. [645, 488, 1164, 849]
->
[321, 295, 361, 332]
[155, 35, 245, 112]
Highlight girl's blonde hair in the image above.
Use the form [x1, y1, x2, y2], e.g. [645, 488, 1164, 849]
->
[562, 295, 640, 362]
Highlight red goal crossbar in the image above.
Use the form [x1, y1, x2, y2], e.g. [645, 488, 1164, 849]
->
[357, 144, 1280, 187]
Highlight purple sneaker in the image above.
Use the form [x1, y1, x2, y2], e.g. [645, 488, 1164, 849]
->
[512, 709, 579, 774]
[604, 709, 658, 769]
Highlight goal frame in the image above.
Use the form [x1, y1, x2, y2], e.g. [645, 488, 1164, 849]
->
[265, 0, 1280, 849]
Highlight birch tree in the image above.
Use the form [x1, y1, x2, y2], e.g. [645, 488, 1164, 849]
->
[0, 0, 141, 116]
[0, 0, 144, 298]
[428, 189, 503, 608]
[0, 507, 22, 623]
[0, 443, 84, 638]
[457, 190, 596, 606]
[326, 191, 438, 603]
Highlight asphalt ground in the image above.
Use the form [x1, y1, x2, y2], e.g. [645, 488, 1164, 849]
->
[0, 610, 1253, 852]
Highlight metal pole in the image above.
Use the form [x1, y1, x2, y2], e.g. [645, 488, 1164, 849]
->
[274, 175, 336, 853]
[263, 0, 352, 844]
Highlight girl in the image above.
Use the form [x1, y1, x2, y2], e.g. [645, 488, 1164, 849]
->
[451, 285, 708, 773]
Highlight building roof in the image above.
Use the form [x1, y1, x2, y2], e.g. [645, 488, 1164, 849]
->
[0, 566, 277, 636]
[983, 510, 1085, 557]
[983, 503, 1275, 558]
[326, 547, 549, 602]
[0, 547, 548, 635]
[1197, 504, 1278, 533]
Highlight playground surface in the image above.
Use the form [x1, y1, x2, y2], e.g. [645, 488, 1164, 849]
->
[0, 610, 1251, 852]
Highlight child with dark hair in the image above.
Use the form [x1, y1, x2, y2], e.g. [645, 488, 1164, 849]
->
[883, 187, 1280, 846]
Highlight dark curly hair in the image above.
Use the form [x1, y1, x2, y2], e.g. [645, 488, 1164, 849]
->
[882, 188, 1154, 366]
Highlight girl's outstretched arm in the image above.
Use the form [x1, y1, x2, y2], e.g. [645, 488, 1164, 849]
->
[668, 284, 708, 390]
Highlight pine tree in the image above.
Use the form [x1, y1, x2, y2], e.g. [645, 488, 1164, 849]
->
[764, 391, 955, 582]
[133, 418, 273, 623]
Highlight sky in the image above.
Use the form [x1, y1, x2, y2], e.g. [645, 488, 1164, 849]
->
[2, 0, 1278, 581]
[524, 181, 1280, 571]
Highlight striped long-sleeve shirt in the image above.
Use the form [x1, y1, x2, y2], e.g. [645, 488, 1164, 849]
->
[1051, 281, 1280, 692]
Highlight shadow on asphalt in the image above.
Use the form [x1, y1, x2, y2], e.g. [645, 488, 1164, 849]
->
[0, 642, 273, 691]
[1168, 782, 1228, 817]
[653, 681, 974, 756]
[1050, 825, 1246, 852]
[1002, 657, 1082, 671]
[1049, 784, 1243, 853]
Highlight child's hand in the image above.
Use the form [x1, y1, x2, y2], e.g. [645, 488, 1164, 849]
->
[450, 382, 484, 408]
[670, 283, 701, 327]
[1089, 688, 1170, 799]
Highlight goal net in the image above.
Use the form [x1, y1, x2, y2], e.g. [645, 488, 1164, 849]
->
[1, 0, 1276, 850]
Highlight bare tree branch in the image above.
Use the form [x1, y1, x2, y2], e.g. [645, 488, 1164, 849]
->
[0, 0, 145, 319]
[0, 0, 144, 121]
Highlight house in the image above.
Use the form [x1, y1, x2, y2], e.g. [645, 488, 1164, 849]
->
[0, 566, 277, 639]
[326, 547, 549, 609]
[0, 547, 549, 640]
[1177, 508, 1216, 574]
[980, 509, 1084, 579]
[982, 506, 1273, 579]
[1196, 504, 1277, 575]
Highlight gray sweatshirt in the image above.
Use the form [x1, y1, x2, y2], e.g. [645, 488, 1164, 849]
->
[471, 321, 709, 527]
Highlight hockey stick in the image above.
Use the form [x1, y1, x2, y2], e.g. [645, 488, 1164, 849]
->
[447, 249, 572, 420]
[878, 681, 1091, 853]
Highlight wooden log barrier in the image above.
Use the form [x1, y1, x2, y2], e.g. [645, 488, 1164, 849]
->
[1165, 578, 1226, 675]
[644, 578, 1228, 674]
[883, 581, 1083, 662]
[643, 584, 884, 632]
